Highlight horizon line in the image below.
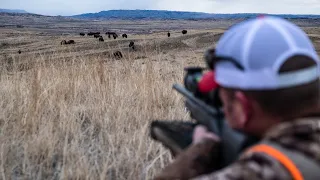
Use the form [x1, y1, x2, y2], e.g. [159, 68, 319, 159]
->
[1, 8, 320, 16]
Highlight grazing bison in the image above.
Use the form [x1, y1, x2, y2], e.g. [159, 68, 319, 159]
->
[99, 36, 104, 42]
[88, 32, 100, 36]
[67, 40, 75, 44]
[61, 40, 67, 45]
[113, 51, 123, 59]
[61, 40, 75, 45]
[106, 32, 116, 35]
[129, 41, 135, 50]
[94, 34, 100, 38]
[80, 33, 85, 36]
[182, 30, 187, 34]
[122, 34, 128, 38]
[18, 50, 21, 54]
[167, 32, 171, 37]
[106, 32, 118, 39]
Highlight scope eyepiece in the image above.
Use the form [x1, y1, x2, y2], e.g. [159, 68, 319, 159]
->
[184, 67, 205, 74]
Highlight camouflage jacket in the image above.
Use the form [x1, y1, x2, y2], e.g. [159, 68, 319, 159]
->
[192, 117, 320, 180]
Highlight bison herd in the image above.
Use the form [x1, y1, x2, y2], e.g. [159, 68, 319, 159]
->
[77, 29, 187, 41]
[15, 29, 189, 56]
[58, 29, 188, 59]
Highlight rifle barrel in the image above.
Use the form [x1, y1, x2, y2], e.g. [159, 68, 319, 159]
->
[172, 84, 219, 116]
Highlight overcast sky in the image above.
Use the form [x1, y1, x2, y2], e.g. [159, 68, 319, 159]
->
[1, 0, 320, 16]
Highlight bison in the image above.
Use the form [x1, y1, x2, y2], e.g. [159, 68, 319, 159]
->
[129, 41, 135, 50]
[167, 32, 171, 37]
[122, 34, 128, 38]
[61, 40, 75, 45]
[80, 33, 85, 36]
[94, 34, 100, 38]
[99, 36, 104, 42]
[61, 40, 67, 45]
[67, 40, 75, 44]
[88, 32, 100, 36]
[106, 32, 118, 39]
[18, 50, 22, 54]
[113, 51, 123, 60]
[182, 30, 187, 34]
[106, 32, 116, 35]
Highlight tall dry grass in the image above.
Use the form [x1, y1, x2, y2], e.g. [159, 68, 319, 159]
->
[0, 48, 198, 180]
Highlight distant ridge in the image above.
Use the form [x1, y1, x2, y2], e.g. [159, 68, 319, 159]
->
[0, 8, 28, 14]
[71, 10, 320, 20]
[1, 9, 319, 20]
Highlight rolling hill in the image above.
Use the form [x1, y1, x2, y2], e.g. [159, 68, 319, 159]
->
[0, 8, 28, 14]
[72, 10, 320, 20]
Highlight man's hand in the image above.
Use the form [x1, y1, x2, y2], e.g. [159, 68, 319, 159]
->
[193, 125, 220, 145]
[154, 125, 221, 180]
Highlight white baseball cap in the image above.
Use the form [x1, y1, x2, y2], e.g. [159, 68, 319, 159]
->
[215, 16, 320, 90]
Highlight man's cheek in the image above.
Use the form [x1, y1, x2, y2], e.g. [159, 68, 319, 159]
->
[223, 104, 234, 125]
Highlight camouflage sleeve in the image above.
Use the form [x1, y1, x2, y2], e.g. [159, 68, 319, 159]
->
[191, 151, 292, 180]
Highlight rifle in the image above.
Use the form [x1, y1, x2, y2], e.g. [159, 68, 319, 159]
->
[150, 83, 258, 170]
[150, 48, 260, 171]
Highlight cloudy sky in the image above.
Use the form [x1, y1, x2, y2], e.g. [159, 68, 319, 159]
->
[1, 0, 320, 16]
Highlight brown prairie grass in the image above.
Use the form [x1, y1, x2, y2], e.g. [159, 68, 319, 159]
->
[0, 48, 195, 180]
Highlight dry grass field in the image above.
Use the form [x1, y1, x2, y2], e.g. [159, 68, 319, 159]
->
[0, 14, 320, 180]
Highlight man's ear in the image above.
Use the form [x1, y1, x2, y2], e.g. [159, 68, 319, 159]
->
[235, 91, 252, 128]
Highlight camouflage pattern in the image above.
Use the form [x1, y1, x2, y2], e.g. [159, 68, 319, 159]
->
[192, 117, 320, 180]
[155, 117, 320, 180]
